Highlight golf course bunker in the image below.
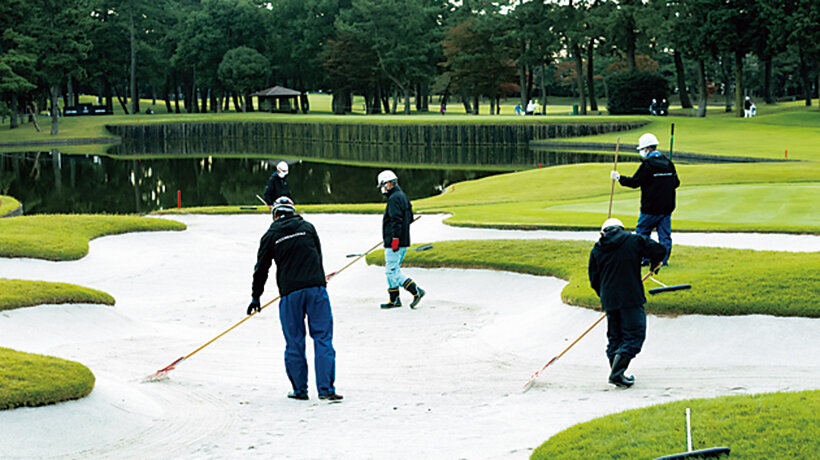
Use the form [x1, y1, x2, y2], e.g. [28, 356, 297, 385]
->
[0, 214, 818, 459]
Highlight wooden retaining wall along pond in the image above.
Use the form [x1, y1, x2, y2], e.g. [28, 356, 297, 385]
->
[106, 121, 647, 167]
[108, 121, 647, 147]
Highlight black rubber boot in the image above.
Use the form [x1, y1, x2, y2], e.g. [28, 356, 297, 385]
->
[380, 288, 402, 309]
[402, 279, 426, 309]
[608, 355, 634, 384]
[609, 354, 634, 388]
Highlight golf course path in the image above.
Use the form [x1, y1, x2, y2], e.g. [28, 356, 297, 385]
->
[0, 214, 817, 459]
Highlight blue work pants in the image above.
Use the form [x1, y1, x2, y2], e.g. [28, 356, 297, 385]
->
[636, 213, 672, 265]
[279, 286, 336, 396]
[384, 247, 409, 289]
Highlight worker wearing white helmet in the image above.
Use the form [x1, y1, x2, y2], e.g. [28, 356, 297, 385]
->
[263, 161, 292, 207]
[377, 170, 425, 309]
[589, 217, 668, 387]
[610, 133, 679, 266]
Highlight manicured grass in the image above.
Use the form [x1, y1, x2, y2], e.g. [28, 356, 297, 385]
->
[415, 162, 820, 233]
[0, 195, 20, 215]
[0, 279, 115, 311]
[366, 240, 820, 318]
[532, 390, 820, 460]
[0, 214, 186, 261]
[0, 347, 95, 410]
[142, 159, 820, 233]
[551, 105, 820, 161]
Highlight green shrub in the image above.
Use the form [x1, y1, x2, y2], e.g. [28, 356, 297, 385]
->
[532, 390, 820, 459]
[0, 347, 95, 410]
[606, 71, 669, 115]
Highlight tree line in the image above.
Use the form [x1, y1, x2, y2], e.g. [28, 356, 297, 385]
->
[1, 0, 819, 134]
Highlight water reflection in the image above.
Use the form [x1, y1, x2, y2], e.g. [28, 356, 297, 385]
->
[0, 151, 505, 214]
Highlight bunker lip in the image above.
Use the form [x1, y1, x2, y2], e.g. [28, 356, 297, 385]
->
[0, 214, 817, 459]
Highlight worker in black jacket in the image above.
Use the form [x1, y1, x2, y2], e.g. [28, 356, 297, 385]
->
[263, 161, 291, 206]
[377, 170, 425, 309]
[589, 218, 667, 388]
[611, 132, 679, 266]
[248, 196, 341, 401]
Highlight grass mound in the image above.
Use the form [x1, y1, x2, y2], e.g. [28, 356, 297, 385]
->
[1, 195, 20, 215]
[532, 390, 820, 459]
[0, 347, 96, 410]
[0, 214, 186, 261]
[0, 279, 115, 312]
[366, 240, 820, 317]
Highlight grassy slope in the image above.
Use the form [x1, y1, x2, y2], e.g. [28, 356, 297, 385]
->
[531, 390, 820, 460]
[0, 347, 95, 410]
[0, 278, 115, 311]
[366, 240, 820, 318]
[0, 214, 186, 261]
[550, 106, 820, 161]
[0, 195, 20, 215]
[414, 162, 820, 233]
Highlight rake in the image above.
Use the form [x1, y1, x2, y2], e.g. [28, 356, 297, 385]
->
[145, 237, 387, 382]
[522, 267, 676, 391]
[648, 276, 692, 295]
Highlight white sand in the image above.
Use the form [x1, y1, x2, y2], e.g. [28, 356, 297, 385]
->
[1, 214, 818, 460]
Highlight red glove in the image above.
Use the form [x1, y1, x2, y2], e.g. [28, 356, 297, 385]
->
[391, 238, 399, 251]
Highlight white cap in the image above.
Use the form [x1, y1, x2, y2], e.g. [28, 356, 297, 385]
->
[377, 170, 398, 187]
[637, 133, 659, 151]
[277, 161, 289, 176]
[601, 218, 624, 232]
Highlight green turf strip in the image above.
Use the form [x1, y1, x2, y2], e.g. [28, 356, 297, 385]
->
[367, 240, 820, 318]
[0, 214, 186, 261]
[532, 390, 820, 460]
[0, 279, 115, 311]
[0, 347, 96, 410]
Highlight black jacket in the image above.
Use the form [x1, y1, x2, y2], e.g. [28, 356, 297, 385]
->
[252, 214, 326, 298]
[263, 174, 291, 205]
[382, 185, 413, 248]
[588, 228, 668, 311]
[619, 153, 680, 215]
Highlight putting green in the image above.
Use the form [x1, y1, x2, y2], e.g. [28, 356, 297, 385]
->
[545, 183, 820, 227]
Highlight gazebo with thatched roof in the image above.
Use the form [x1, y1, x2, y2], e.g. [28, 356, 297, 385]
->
[251, 86, 304, 113]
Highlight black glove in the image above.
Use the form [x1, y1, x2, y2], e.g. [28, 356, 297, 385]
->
[247, 298, 261, 315]
[651, 264, 661, 275]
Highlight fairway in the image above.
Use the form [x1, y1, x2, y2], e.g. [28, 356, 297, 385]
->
[545, 183, 820, 227]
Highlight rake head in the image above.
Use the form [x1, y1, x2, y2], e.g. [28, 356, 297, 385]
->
[143, 357, 185, 382]
[649, 284, 692, 295]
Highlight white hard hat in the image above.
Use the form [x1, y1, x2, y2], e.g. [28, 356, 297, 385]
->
[637, 133, 659, 151]
[377, 170, 398, 187]
[276, 161, 289, 176]
[601, 218, 624, 232]
[272, 196, 295, 216]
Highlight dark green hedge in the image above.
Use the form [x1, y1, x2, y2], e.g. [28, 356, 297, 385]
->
[606, 71, 670, 115]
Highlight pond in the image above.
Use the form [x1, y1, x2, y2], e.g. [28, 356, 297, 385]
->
[0, 145, 629, 214]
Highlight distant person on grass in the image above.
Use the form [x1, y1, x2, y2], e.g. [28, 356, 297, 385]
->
[377, 170, 425, 309]
[589, 218, 667, 388]
[744, 96, 753, 118]
[610, 133, 679, 266]
[263, 161, 291, 207]
[248, 196, 342, 401]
